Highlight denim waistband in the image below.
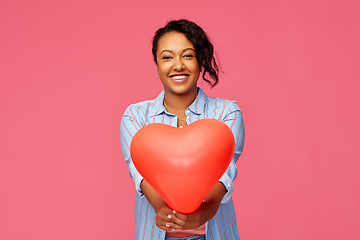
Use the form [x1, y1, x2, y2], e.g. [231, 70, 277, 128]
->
[165, 235, 205, 240]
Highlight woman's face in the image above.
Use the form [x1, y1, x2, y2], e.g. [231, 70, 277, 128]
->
[156, 31, 200, 96]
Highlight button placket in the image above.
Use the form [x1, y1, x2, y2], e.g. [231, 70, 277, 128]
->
[185, 110, 190, 125]
[173, 115, 178, 127]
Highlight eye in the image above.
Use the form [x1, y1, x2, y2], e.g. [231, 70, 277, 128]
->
[183, 54, 194, 58]
[162, 56, 172, 60]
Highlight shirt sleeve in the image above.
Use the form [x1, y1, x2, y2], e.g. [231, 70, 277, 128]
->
[120, 105, 145, 196]
[219, 101, 245, 204]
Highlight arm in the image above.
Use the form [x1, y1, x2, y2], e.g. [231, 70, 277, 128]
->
[121, 106, 178, 231]
[170, 182, 226, 230]
[218, 101, 245, 203]
[120, 106, 145, 196]
[169, 101, 245, 229]
[142, 179, 226, 231]
[140, 180, 178, 231]
[121, 106, 225, 230]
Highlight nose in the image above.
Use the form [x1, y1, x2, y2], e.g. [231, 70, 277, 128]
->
[173, 57, 185, 71]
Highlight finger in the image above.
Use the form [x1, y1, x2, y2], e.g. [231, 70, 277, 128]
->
[171, 211, 202, 229]
[160, 212, 179, 223]
[158, 222, 180, 231]
[166, 221, 183, 230]
[169, 215, 187, 227]
[173, 211, 189, 221]
[158, 225, 167, 231]
[156, 219, 176, 231]
[156, 214, 182, 229]
[157, 209, 188, 229]
[158, 206, 175, 214]
[157, 210, 175, 221]
[158, 225, 172, 231]
[165, 212, 186, 227]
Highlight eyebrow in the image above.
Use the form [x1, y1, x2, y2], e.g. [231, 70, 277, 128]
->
[160, 48, 195, 55]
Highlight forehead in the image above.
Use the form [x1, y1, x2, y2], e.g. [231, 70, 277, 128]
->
[157, 31, 195, 53]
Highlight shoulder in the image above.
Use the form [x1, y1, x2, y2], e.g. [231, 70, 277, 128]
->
[122, 89, 164, 118]
[123, 99, 156, 117]
[205, 95, 242, 116]
[121, 100, 156, 128]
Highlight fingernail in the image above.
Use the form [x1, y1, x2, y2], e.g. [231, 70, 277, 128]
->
[172, 228, 175, 231]
[167, 214, 171, 219]
[173, 210, 176, 214]
[166, 224, 170, 228]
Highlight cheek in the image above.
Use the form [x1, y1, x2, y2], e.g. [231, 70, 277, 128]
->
[189, 62, 200, 74]
[157, 63, 171, 75]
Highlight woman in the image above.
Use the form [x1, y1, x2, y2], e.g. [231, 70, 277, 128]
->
[120, 19, 245, 240]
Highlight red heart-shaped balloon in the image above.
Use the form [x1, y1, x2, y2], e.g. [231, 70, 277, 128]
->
[130, 119, 235, 213]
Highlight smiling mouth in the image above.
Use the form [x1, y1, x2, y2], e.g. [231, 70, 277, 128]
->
[169, 74, 189, 80]
[171, 75, 188, 80]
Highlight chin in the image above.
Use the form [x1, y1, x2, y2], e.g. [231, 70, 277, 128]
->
[168, 85, 197, 95]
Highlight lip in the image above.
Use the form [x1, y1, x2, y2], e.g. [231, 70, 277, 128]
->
[169, 74, 190, 84]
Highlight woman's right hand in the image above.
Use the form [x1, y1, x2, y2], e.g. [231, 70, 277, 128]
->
[155, 205, 178, 231]
[140, 180, 179, 231]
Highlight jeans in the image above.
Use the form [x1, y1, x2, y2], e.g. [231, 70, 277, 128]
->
[165, 235, 205, 240]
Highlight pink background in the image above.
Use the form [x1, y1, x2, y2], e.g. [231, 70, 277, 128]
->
[1, 0, 359, 239]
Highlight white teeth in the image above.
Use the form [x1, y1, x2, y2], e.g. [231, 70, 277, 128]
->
[171, 75, 188, 80]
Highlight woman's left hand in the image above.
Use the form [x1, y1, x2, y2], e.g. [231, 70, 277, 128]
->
[169, 182, 226, 230]
[170, 207, 204, 230]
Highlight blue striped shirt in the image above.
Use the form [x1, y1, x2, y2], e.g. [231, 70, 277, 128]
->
[120, 88, 245, 240]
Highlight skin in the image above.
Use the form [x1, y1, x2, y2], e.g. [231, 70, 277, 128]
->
[140, 31, 227, 231]
[157, 31, 200, 123]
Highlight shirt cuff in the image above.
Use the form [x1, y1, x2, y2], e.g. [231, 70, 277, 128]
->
[219, 173, 233, 204]
[135, 176, 144, 196]
[129, 161, 144, 196]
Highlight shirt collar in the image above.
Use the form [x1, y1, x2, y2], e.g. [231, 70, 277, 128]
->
[148, 87, 206, 117]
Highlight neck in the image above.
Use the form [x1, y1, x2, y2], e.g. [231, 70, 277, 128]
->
[163, 88, 198, 115]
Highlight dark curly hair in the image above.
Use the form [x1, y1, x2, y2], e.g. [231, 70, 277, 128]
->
[152, 19, 219, 88]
